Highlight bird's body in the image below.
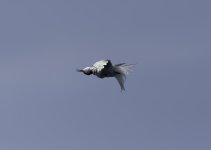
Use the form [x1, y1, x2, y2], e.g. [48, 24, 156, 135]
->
[77, 59, 133, 91]
[91, 60, 116, 78]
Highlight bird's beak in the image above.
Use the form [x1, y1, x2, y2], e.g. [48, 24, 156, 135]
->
[76, 69, 83, 72]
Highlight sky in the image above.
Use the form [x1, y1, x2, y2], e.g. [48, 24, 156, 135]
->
[0, 0, 211, 150]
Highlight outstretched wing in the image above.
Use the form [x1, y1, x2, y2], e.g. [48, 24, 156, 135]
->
[115, 74, 126, 91]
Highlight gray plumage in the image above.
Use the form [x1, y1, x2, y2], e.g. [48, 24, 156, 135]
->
[77, 59, 133, 91]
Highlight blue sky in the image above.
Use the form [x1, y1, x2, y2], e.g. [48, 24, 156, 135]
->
[0, 0, 211, 150]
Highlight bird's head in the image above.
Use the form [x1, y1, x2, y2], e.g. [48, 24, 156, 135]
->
[77, 67, 93, 75]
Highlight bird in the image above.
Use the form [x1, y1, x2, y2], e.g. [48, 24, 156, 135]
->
[77, 59, 134, 91]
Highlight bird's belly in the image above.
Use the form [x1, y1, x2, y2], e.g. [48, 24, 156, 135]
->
[92, 68, 115, 78]
[95, 72, 115, 78]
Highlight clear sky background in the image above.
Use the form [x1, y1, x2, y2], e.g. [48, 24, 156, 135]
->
[0, 0, 211, 150]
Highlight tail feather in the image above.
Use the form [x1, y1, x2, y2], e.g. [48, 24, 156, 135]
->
[113, 64, 134, 91]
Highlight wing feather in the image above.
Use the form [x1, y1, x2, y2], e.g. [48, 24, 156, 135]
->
[93, 60, 112, 72]
[115, 74, 126, 91]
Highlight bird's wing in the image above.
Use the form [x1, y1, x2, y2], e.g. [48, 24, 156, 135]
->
[115, 74, 126, 91]
[114, 63, 126, 67]
[93, 60, 112, 72]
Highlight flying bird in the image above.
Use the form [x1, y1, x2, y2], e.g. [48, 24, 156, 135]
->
[77, 59, 134, 91]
